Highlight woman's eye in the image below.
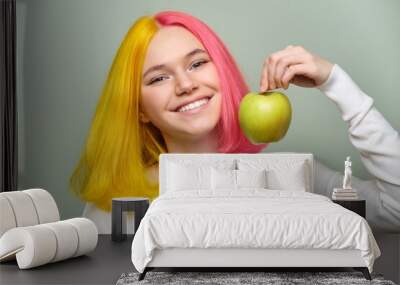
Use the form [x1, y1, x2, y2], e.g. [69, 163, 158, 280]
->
[190, 60, 208, 70]
[149, 76, 168, 85]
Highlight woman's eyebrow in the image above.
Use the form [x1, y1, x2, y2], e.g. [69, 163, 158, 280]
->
[185, 48, 206, 58]
[143, 48, 207, 78]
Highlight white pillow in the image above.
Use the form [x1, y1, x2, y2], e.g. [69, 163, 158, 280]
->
[266, 162, 307, 191]
[211, 168, 237, 190]
[167, 162, 212, 191]
[236, 169, 267, 189]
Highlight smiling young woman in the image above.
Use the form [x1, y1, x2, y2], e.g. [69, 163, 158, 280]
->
[139, 26, 223, 151]
[69, 11, 265, 219]
[70, 11, 400, 234]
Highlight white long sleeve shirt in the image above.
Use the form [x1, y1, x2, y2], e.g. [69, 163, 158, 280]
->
[83, 64, 400, 234]
[314, 64, 400, 232]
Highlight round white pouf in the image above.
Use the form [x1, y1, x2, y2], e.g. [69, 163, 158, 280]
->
[0, 218, 98, 269]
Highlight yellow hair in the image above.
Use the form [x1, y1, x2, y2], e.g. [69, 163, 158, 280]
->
[70, 16, 166, 212]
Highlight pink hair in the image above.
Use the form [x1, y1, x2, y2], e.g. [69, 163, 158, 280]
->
[154, 11, 267, 153]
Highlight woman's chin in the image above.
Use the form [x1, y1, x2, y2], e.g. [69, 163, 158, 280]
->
[178, 122, 219, 139]
[171, 114, 220, 136]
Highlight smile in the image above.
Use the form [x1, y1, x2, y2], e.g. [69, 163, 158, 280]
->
[176, 96, 212, 114]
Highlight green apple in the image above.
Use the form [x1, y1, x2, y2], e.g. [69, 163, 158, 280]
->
[239, 91, 292, 144]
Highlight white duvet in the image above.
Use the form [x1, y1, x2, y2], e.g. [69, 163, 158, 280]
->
[131, 189, 380, 273]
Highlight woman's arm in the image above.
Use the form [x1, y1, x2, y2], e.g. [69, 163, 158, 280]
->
[259, 46, 400, 232]
[315, 64, 400, 232]
[318, 64, 400, 186]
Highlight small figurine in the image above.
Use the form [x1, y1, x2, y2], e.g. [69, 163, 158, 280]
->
[332, 156, 358, 200]
[342, 156, 352, 190]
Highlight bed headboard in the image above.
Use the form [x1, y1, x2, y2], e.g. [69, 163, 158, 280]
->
[159, 152, 314, 195]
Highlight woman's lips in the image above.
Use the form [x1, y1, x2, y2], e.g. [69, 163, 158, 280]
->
[175, 96, 213, 115]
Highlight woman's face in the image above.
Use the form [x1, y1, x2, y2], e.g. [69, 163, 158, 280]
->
[140, 26, 222, 142]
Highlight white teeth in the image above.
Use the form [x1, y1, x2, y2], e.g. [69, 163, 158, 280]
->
[177, 98, 209, 113]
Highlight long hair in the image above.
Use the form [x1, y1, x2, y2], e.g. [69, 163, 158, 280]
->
[70, 11, 267, 212]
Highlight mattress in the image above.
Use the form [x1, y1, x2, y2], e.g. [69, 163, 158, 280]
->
[131, 189, 380, 273]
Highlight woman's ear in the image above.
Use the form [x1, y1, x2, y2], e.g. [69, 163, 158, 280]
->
[139, 111, 150, 123]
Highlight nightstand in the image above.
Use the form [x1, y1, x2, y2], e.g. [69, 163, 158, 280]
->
[332, 199, 366, 218]
[112, 197, 149, 242]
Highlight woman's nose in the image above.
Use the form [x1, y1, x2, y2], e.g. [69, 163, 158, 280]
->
[175, 72, 198, 95]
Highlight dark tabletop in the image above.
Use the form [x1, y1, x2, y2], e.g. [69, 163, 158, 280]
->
[0, 235, 134, 285]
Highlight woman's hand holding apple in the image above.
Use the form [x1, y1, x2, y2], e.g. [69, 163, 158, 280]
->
[259, 45, 334, 92]
[239, 46, 334, 144]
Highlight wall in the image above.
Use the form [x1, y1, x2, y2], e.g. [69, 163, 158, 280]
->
[16, 0, 399, 282]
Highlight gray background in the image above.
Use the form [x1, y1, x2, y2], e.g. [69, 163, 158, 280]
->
[15, 0, 399, 283]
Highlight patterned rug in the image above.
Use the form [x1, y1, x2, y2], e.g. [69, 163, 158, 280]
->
[116, 271, 396, 285]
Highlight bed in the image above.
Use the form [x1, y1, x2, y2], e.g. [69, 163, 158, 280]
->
[131, 153, 381, 281]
